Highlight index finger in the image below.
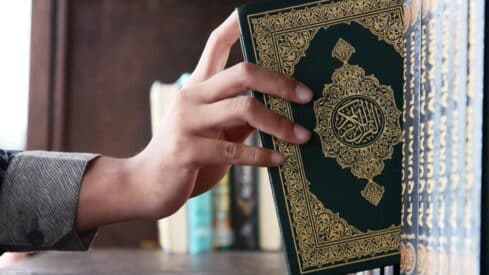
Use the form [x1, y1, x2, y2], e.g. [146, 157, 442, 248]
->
[195, 62, 314, 104]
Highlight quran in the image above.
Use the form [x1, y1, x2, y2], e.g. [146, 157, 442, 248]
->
[237, 0, 406, 273]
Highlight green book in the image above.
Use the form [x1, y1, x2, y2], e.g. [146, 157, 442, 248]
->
[237, 0, 406, 273]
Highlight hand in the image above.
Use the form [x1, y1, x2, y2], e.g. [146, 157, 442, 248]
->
[76, 11, 313, 230]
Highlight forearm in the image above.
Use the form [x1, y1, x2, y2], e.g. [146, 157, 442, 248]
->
[75, 156, 143, 231]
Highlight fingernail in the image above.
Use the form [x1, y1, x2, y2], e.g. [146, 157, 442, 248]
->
[271, 152, 285, 165]
[294, 124, 311, 142]
[295, 83, 313, 103]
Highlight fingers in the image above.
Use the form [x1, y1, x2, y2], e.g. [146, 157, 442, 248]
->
[189, 11, 240, 83]
[196, 62, 314, 104]
[188, 138, 284, 167]
[196, 97, 311, 144]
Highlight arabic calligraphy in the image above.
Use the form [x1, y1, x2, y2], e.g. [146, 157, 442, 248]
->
[332, 95, 385, 148]
[314, 38, 402, 206]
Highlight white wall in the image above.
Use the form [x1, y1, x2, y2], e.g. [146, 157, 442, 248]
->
[0, 1, 32, 149]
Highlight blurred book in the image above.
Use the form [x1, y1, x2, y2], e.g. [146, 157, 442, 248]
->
[258, 163, 281, 251]
[188, 192, 213, 254]
[231, 132, 259, 249]
[212, 173, 233, 250]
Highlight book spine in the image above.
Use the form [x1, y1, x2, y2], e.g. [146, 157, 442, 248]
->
[231, 132, 259, 250]
[463, 0, 485, 273]
[416, 3, 434, 271]
[400, 1, 421, 274]
[212, 173, 233, 250]
[188, 192, 213, 254]
[422, 1, 443, 273]
[482, 0, 489, 271]
[447, 1, 469, 273]
[431, 1, 454, 274]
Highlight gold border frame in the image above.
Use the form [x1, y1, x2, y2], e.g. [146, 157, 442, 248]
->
[246, 0, 405, 273]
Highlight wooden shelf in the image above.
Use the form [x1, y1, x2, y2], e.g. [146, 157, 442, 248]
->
[1, 249, 287, 274]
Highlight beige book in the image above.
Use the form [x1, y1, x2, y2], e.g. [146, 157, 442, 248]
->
[258, 166, 282, 251]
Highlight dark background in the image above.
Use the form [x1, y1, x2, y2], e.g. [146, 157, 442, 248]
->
[27, 0, 260, 247]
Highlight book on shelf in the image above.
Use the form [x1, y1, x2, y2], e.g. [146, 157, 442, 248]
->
[238, 0, 405, 273]
[481, 2, 489, 275]
[258, 165, 282, 251]
[188, 192, 213, 254]
[212, 173, 233, 250]
[400, 1, 420, 274]
[466, 0, 486, 273]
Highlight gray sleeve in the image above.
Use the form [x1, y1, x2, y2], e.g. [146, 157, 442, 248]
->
[0, 151, 99, 251]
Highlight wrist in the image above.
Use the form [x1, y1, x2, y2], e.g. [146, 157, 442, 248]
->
[76, 156, 142, 231]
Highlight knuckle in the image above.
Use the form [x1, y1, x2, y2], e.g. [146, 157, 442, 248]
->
[223, 142, 239, 161]
[174, 87, 192, 106]
[236, 96, 256, 115]
[208, 27, 224, 46]
[234, 62, 257, 91]
[237, 62, 257, 80]
[247, 147, 260, 163]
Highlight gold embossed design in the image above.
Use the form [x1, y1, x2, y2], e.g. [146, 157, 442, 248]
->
[401, 242, 417, 273]
[250, 0, 405, 77]
[361, 181, 386, 206]
[246, 0, 404, 272]
[332, 38, 357, 63]
[313, 39, 402, 206]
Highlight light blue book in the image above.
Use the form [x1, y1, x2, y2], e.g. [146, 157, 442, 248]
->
[176, 73, 191, 88]
[188, 192, 213, 254]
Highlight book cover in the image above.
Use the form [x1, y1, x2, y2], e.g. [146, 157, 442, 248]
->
[212, 173, 233, 250]
[231, 133, 260, 250]
[238, 0, 406, 273]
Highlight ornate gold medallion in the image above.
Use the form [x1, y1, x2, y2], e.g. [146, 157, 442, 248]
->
[313, 38, 402, 206]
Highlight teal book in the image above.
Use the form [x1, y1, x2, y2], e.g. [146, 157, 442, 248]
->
[237, 0, 406, 273]
[188, 192, 213, 254]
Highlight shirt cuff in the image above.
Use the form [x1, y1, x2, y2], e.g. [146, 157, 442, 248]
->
[0, 151, 99, 251]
